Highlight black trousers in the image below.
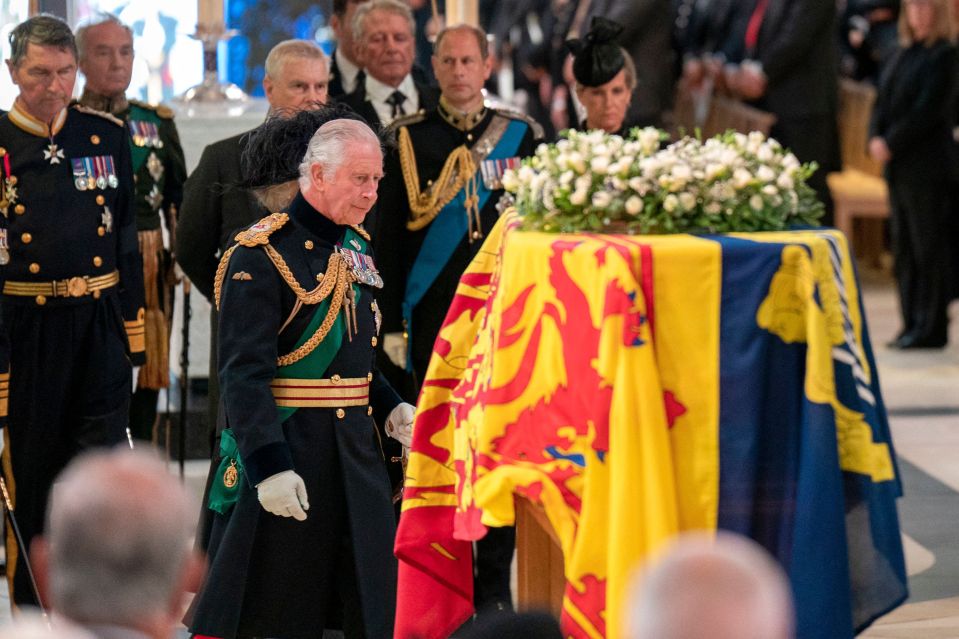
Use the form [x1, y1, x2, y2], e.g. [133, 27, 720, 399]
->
[887, 166, 952, 343]
[1, 294, 131, 607]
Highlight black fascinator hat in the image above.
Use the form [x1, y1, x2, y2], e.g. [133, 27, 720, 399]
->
[566, 17, 626, 87]
[238, 103, 374, 190]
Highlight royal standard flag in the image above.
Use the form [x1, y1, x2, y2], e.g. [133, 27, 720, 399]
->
[394, 213, 906, 639]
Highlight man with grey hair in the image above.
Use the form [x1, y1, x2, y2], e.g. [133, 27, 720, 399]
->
[338, 0, 438, 129]
[186, 110, 413, 639]
[625, 532, 795, 639]
[1, 14, 145, 611]
[176, 39, 330, 551]
[30, 448, 204, 639]
[76, 12, 188, 443]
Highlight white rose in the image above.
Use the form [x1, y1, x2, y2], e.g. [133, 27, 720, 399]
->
[776, 173, 794, 190]
[679, 192, 697, 210]
[705, 163, 726, 182]
[592, 191, 613, 208]
[663, 194, 679, 213]
[591, 155, 610, 174]
[762, 184, 778, 196]
[749, 195, 764, 211]
[575, 175, 592, 192]
[560, 170, 575, 186]
[568, 152, 586, 174]
[756, 165, 776, 182]
[705, 201, 722, 214]
[757, 144, 775, 162]
[733, 169, 753, 189]
[518, 166, 535, 183]
[626, 196, 643, 215]
[501, 170, 520, 192]
[628, 176, 645, 192]
[570, 189, 588, 206]
[672, 164, 692, 181]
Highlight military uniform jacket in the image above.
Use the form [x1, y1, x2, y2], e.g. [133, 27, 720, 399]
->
[123, 99, 187, 232]
[373, 104, 540, 379]
[187, 194, 402, 639]
[0, 102, 146, 362]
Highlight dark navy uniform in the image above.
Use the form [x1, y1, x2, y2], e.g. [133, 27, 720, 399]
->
[79, 90, 188, 439]
[0, 101, 145, 608]
[187, 194, 402, 639]
[373, 99, 541, 613]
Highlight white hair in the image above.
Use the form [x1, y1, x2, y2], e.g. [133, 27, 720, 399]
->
[352, 0, 415, 44]
[626, 532, 794, 639]
[74, 13, 133, 61]
[45, 448, 195, 626]
[298, 119, 382, 190]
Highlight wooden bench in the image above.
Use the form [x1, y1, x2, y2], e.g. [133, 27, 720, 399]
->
[827, 79, 889, 266]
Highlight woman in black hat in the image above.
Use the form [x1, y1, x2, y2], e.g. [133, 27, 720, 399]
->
[566, 17, 637, 136]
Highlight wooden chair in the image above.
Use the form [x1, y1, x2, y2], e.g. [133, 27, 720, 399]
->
[827, 79, 889, 264]
[701, 95, 777, 138]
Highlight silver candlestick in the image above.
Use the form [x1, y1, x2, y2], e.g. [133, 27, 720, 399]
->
[177, 23, 247, 104]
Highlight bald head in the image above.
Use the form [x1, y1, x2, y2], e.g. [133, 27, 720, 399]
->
[626, 533, 794, 639]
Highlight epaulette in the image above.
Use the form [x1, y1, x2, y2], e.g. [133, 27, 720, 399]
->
[234, 212, 289, 247]
[492, 106, 545, 141]
[71, 103, 124, 127]
[130, 99, 176, 120]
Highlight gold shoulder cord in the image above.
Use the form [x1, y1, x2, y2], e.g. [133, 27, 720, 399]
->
[398, 126, 479, 232]
[215, 244, 357, 367]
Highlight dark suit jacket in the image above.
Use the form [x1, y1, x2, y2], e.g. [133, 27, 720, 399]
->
[336, 78, 440, 134]
[724, 0, 839, 119]
[328, 48, 366, 100]
[175, 131, 265, 301]
[585, 0, 676, 127]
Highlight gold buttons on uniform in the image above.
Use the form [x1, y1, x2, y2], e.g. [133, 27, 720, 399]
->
[316, 273, 324, 282]
[98, 227, 106, 236]
[35, 295, 46, 305]
[367, 406, 373, 416]
[331, 374, 342, 384]
[336, 408, 346, 419]
[14, 204, 24, 215]
[20, 233, 32, 244]
[28, 263, 40, 274]
[367, 372, 373, 381]
[304, 240, 314, 250]
[96, 195, 105, 205]
[371, 336, 378, 347]
[90, 134, 100, 145]
[93, 256, 103, 267]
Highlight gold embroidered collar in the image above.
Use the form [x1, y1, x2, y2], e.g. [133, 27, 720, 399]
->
[438, 96, 487, 132]
[8, 99, 68, 138]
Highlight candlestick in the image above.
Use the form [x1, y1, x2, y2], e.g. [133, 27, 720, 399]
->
[175, 23, 247, 107]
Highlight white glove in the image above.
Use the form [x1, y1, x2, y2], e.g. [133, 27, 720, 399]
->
[256, 470, 309, 521]
[383, 332, 408, 369]
[386, 402, 415, 448]
[131, 366, 140, 393]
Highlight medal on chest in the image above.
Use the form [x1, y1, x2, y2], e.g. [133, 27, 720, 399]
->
[44, 141, 65, 165]
[338, 245, 384, 289]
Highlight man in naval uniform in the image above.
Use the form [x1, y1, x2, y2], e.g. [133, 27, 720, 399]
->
[77, 13, 187, 442]
[0, 14, 145, 610]
[373, 23, 542, 615]
[186, 112, 414, 639]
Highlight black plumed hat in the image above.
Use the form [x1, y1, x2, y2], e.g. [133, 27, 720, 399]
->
[566, 16, 626, 87]
[238, 103, 373, 189]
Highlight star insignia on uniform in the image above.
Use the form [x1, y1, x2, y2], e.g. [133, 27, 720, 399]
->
[101, 206, 114, 233]
[4, 178, 18, 207]
[44, 142, 65, 164]
[146, 151, 164, 182]
[145, 184, 164, 211]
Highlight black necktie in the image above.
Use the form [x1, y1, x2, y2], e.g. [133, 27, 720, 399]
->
[386, 90, 407, 119]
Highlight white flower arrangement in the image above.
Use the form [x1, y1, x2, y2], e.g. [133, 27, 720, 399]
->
[502, 128, 824, 234]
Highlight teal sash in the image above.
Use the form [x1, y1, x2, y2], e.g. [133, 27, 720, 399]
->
[401, 119, 527, 370]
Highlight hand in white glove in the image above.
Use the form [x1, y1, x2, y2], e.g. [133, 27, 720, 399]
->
[383, 332, 408, 369]
[256, 470, 309, 521]
[386, 402, 415, 448]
